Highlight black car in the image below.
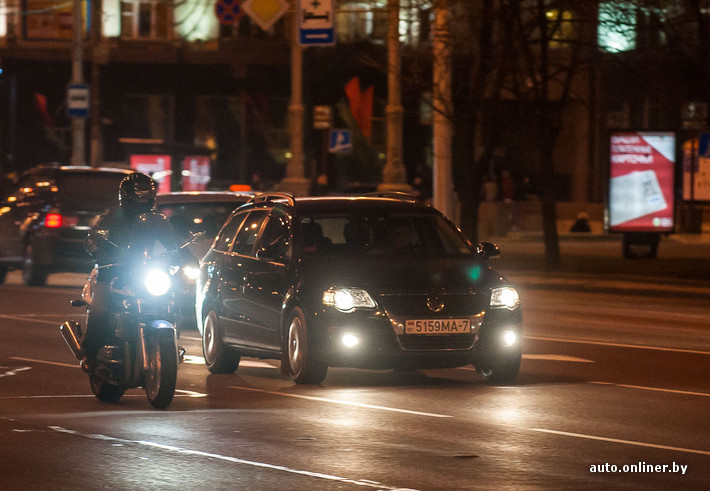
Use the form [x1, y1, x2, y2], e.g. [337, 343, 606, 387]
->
[196, 193, 523, 384]
[155, 190, 255, 334]
[0, 164, 135, 286]
[155, 191, 255, 261]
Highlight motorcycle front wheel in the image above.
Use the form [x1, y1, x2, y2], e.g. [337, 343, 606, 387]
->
[90, 373, 125, 403]
[144, 334, 178, 409]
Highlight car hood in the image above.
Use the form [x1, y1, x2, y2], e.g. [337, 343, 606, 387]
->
[300, 255, 506, 295]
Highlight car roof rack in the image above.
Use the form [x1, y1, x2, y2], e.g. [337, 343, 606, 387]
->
[364, 191, 420, 201]
[248, 192, 296, 206]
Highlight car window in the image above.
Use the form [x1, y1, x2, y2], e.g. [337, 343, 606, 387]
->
[158, 200, 245, 240]
[213, 211, 249, 253]
[232, 209, 269, 256]
[299, 212, 472, 257]
[55, 172, 129, 211]
[255, 209, 291, 262]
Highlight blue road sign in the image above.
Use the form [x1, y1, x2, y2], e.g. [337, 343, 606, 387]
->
[329, 129, 352, 153]
[298, 0, 335, 46]
[67, 84, 90, 118]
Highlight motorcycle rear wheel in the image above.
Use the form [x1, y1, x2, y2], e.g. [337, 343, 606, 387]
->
[144, 335, 178, 409]
[90, 373, 126, 403]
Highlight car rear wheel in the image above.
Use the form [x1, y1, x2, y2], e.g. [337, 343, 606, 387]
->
[22, 243, 49, 286]
[202, 311, 240, 374]
[0, 267, 7, 285]
[286, 307, 327, 385]
[477, 354, 521, 385]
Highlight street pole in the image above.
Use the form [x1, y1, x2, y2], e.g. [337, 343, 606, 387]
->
[89, 0, 102, 167]
[277, 5, 310, 196]
[70, 0, 85, 165]
[432, 0, 455, 219]
[378, 0, 412, 193]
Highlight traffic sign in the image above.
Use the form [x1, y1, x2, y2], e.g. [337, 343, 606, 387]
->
[313, 105, 332, 129]
[215, 0, 243, 26]
[242, 0, 289, 32]
[329, 129, 352, 153]
[298, 0, 335, 46]
[67, 84, 89, 118]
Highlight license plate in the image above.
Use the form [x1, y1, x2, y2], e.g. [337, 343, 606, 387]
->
[405, 318, 472, 335]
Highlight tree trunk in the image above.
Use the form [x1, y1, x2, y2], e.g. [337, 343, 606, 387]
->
[539, 119, 560, 270]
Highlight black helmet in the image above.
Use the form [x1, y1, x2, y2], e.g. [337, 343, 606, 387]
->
[119, 172, 157, 214]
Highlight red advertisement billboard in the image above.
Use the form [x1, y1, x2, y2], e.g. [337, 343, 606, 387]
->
[182, 156, 211, 191]
[130, 155, 172, 193]
[609, 132, 675, 232]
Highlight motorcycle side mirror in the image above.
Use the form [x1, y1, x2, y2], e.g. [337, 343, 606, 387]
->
[477, 241, 501, 260]
[180, 230, 207, 249]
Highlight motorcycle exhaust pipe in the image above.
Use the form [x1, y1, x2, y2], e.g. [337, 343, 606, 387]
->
[59, 321, 84, 360]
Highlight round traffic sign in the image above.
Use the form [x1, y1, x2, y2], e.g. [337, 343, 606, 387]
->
[215, 0, 243, 26]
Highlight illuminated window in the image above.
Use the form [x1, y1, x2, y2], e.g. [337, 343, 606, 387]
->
[120, 0, 169, 39]
[598, 1, 637, 52]
[335, 0, 429, 46]
[546, 9, 575, 48]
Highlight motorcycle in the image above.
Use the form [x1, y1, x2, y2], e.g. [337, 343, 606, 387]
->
[60, 220, 201, 409]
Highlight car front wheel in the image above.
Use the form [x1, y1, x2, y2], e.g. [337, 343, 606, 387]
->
[202, 311, 240, 374]
[286, 307, 327, 385]
[477, 354, 522, 384]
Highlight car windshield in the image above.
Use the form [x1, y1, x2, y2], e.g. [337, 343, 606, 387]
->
[299, 212, 473, 257]
[56, 172, 128, 211]
[158, 201, 246, 240]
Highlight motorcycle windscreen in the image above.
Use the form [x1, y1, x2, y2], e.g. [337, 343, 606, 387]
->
[127, 212, 181, 258]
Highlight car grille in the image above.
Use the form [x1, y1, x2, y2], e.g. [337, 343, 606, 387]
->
[377, 292, 484, 351]
[398, 332, 476, 351]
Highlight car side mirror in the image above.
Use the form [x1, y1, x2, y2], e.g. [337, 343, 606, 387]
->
[477, 241, 500, 260]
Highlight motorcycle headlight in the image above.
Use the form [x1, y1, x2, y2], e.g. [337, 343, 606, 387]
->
[145, 269, 172, 296]
[490, 287, 520, 310]
[183, 265, 200, 281]
[323, 287, 376, 313]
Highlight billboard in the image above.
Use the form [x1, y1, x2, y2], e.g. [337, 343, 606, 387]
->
[130, 155, 172, 193]
[608, 132, 675, 232]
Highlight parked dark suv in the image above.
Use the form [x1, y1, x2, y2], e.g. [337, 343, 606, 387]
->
[197, 192, 523, 385]
[0, 164, 135, 286]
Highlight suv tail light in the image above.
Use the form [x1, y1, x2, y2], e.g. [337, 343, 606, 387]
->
[44, 213, 63, 228]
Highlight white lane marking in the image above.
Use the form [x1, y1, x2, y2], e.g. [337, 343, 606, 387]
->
[47, 425, 412, 490]
[590, 381, 710, 398]
[183, 354, 276, 369]
[530, 428, 710, 456]
[0, 391, 206, 400]
[0, 366, 32, 377]
[229, 386, 451, 419]
[522, 354, 594, 363]
[526, 335, 710, 356]
[11, 357, 78, 368]
[0, 314, 66, 326]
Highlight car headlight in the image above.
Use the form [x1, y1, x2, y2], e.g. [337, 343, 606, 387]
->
[323, 287, 376, 313]
[145, 269, 172, 296]
[490, 287, 520, 310]
[183, 265, 200, 281]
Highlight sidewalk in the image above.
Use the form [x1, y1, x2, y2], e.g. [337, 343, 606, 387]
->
[489, 232, 710, 298]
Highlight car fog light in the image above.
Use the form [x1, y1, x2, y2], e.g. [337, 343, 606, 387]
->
[502, 330, 518, 348]
[342, 333, 360, 348]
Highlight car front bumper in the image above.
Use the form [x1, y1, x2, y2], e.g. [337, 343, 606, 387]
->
[312, 307, 523, 370]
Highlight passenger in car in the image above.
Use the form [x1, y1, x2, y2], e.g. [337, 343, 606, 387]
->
[301, 221, 332, 253]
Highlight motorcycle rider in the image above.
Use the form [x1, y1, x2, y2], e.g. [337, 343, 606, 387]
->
[81, 172, 192, 369]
